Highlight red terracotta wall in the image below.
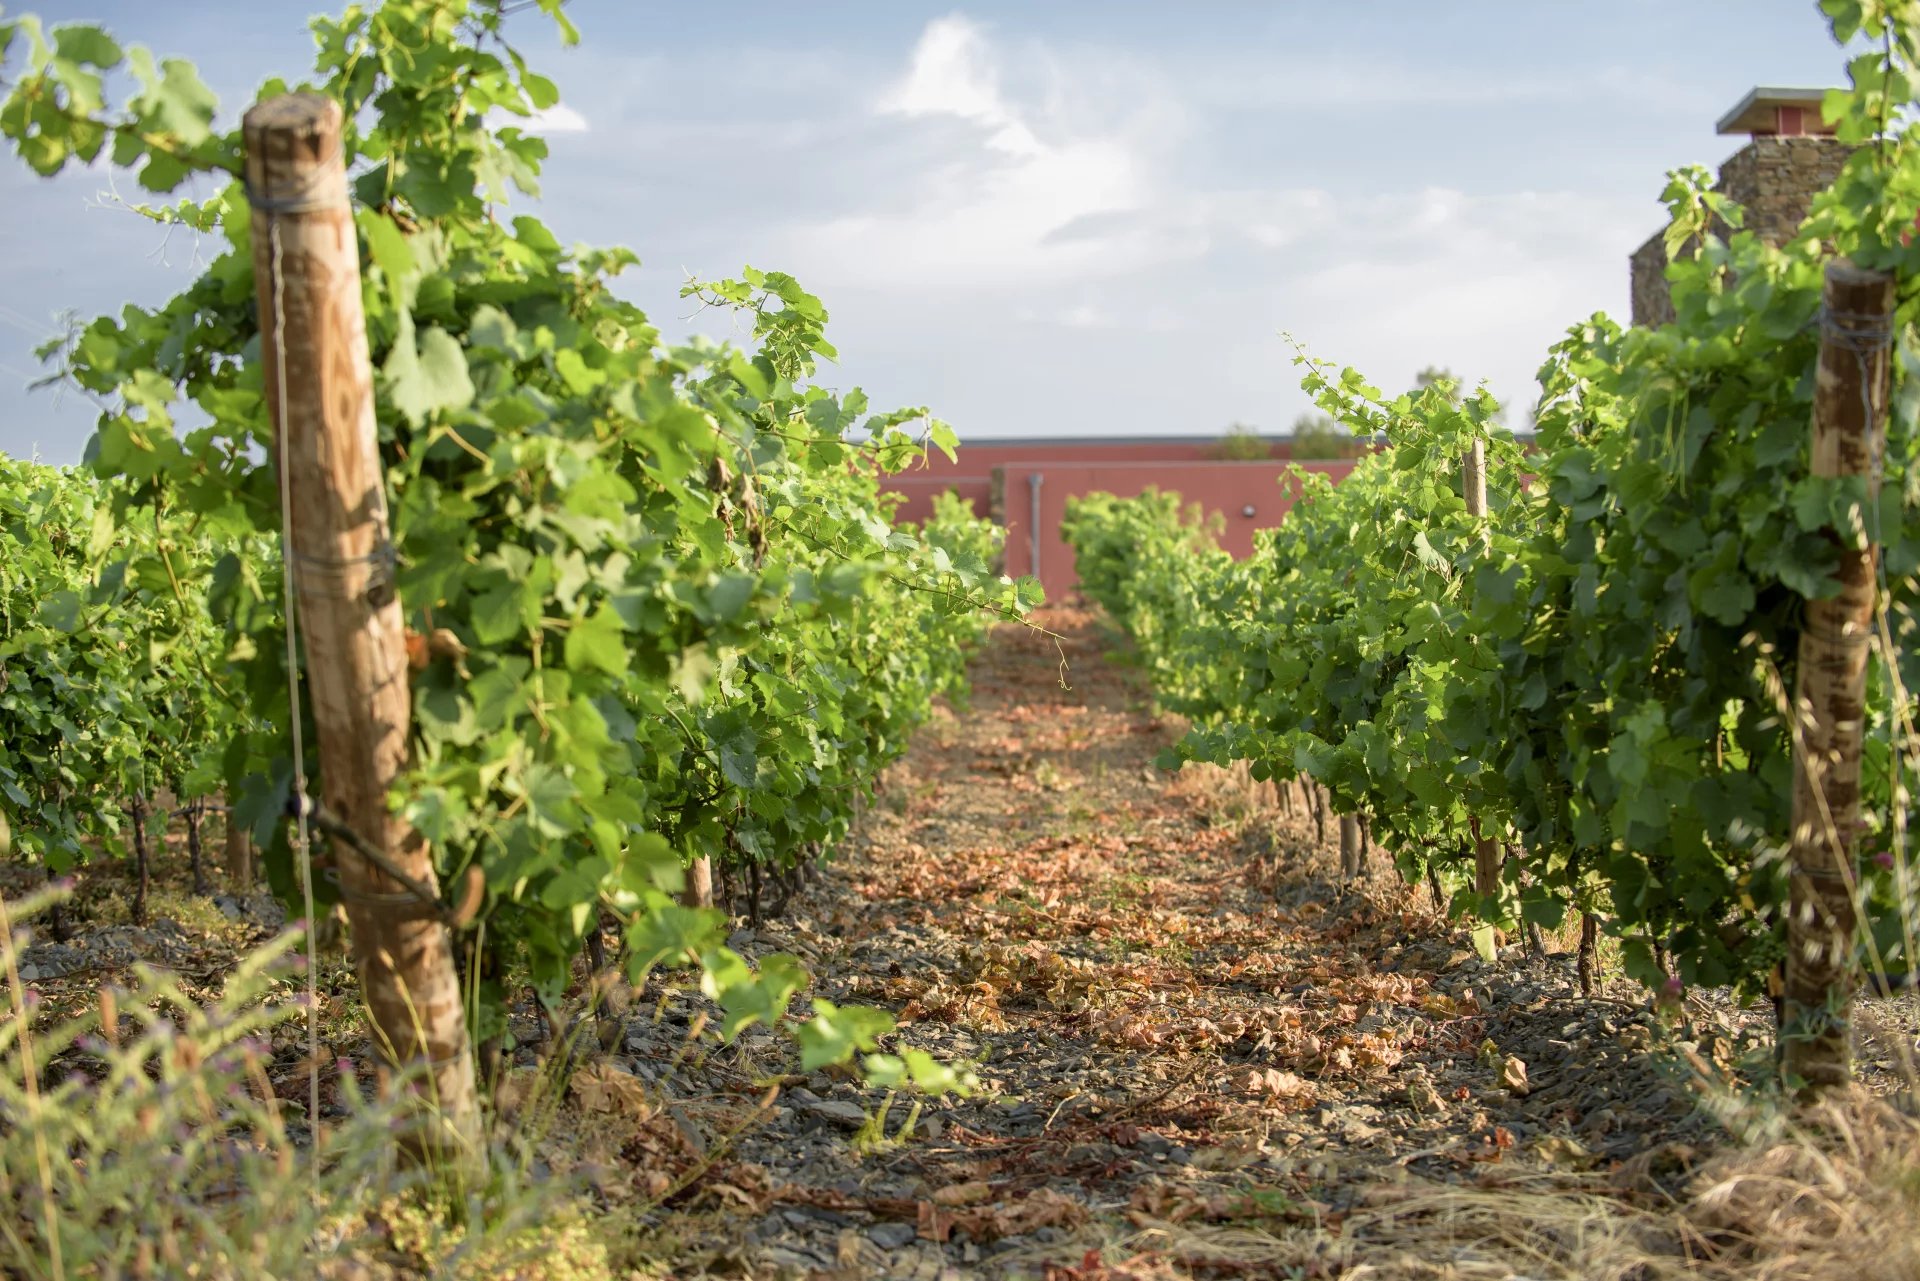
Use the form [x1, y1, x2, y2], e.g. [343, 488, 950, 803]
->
[997, 461, 1356, 599]
[882, 438, 1294, 528]
[881, 442, 1358, 599]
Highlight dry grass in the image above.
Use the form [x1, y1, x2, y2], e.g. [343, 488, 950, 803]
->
[1011, 1092, 1918, 1280]
[1668, 1091, 1920, 1280]
[1329, 1091, 1920, 1281]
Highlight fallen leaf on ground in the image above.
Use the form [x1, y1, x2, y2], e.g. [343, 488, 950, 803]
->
[930, 1180, 993, 1207]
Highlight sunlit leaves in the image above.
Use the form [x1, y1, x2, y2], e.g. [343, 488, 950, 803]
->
[794, 999, 895, 1071]
[382, 314, 475, 427]
[561, 604, 627, 678]
[1067, 20, 1920, 995]
[0, 0, 1029, 1097]
[0, 457, 244, 873]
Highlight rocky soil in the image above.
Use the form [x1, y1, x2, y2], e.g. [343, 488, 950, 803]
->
[11, 605, 1918, 1280]
[593, 607, 1920, 1278]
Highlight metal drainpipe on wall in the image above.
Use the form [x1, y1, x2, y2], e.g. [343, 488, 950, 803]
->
[1028, 471, 1043, 582]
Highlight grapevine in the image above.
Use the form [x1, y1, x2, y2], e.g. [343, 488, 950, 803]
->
[1064, 0, 1920, 1015]
[0, 0, 1035, 1087]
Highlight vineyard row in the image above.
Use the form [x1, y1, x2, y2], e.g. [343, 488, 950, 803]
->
[1062, 64, 1920, 1090]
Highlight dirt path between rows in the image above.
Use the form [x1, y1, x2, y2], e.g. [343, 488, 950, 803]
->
[631, 606, 1899, 1280]
[13, 606, 1914, 1279]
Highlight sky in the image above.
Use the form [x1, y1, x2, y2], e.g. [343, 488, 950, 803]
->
[0, 1, 1851, 463]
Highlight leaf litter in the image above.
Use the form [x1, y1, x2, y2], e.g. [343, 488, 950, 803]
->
[610, 607, 1917, 1278]
[13, 606, 1916, 1278]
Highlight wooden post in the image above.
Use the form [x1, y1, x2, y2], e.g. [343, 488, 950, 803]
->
[1782, 261, 1894, 1095]
[1339, 814, 1361, 881]
[1461, 437, 1487, 519]
[185, 798, 208, 896]
[224, 816, 254, 891]
[244, 94, 478, 1151]
[1462, 440, 1503, 909]
[126, 795, 152, 925]
[683, 855, 714, 909]
[1578, 912, 1599, 997]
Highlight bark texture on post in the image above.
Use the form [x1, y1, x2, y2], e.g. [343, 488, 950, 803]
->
[127, 796, 150, 926]
[224, 818, 254, 891]
[1577, 912, 1599, 997]
[185, 799, 207, 896]
[1782, 260, 1894, 1095]
[1339, 815, 1362, 881]
[1461, 440, 1503, 906]
[683, 855, 715, 909]
[244, 94, 478, 1150]
[1461, 437, 1487, 519]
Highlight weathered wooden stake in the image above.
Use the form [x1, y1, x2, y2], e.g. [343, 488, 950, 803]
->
[224, 817, 254, 891]
[185, 798, 207, 896]
[244, 93, 478, 1151]
[1782, 260, 1894, 1096]
[127, 794, 150, 926]
[683, 855, 714, 908]
[1339, 814, 1362, 881]
[1461, 440, 1504, 912]
[1577, 912, 1599, 997]
[1461, 437, 1487, 522]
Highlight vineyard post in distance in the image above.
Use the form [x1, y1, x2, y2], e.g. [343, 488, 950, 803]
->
[1461, 435, 1504, 941]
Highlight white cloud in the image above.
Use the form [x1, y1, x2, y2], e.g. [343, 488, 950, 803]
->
[878, 14, 1040, 157]
[488, 102, 590, 135]
[784, 19, 1562, 304]
[526, 103, 590, 134]
[1203, 189, 1341, 250]
[761, 10, 1652, 423]
[1188, 60, 1721, 115]
[782, 15, 1178, 292]
[1268, 186, 1650, 421]
[1015, 300, 1187, 333]
[1057, 302, 1109, 328]
[4, 4, 1825, 464]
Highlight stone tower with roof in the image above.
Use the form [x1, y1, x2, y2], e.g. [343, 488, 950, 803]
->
[1629, 87, 1853, 327]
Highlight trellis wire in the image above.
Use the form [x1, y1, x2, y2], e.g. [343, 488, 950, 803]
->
[263, 211, 323, 1148]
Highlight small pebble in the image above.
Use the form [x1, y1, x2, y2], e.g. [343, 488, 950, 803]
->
[868, 1222, 916, 1250]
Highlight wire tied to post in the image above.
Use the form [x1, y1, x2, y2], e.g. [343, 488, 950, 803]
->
[254, 209, 329, 1144]
[242, 151, 342, 218]
[1817, 304, 1895, 354]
